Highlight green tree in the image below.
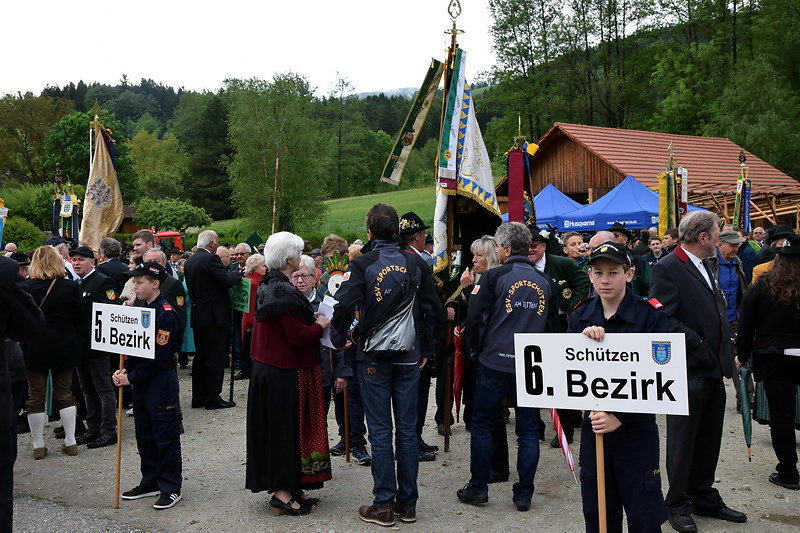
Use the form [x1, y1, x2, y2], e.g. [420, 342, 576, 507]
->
[42, 111, 137, 200]
[227, 74, 329, 233]
[133, 197, 212, 232]
[319, 76, 366, 198]
[129, 130, 188, 199]
[0, 94, 73, 184]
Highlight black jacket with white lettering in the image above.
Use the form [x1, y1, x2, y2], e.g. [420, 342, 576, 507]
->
[466, 255, 559, 374]
[568, 288, 668, 426]
[331, 239, 441, 364]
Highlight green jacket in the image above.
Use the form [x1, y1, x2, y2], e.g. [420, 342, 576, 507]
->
[76, 270, 119, 359]
[627, 249, 652, 296]
[543, 254, 591, 315]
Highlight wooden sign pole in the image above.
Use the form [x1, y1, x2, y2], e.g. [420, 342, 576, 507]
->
[596, 433, 607, 533]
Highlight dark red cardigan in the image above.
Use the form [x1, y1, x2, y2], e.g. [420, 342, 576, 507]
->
[250, 313, 323, 369]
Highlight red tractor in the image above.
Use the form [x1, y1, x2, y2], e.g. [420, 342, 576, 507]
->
[153, 231, 184, 253]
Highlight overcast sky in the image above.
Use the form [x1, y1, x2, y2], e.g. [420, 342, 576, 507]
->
[3, 0, 496, 96]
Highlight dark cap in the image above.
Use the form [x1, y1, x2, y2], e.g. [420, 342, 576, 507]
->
[588, 241, 632, 266]
[529, 227, 552, 243]
[10, 252, 29, 267]
[45, 236, 66, 247]
[69, 246, 94, 259]
[399, 212, 430, 235]
[123, 261, 167, 282]
[765, 225, 794, 246]
[774, 234, 800, 256]
[425, 233, 434, 244]
[309, 248, 322, 257]
[607, 222, 632, 240]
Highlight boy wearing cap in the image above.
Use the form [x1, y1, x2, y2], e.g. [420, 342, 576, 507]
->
[568, 241, 669, 533]
[113, 262, 184, 510]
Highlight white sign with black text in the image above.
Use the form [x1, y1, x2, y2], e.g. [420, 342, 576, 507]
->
[91, 302, 155, 359]
[514, 333, 688, 415]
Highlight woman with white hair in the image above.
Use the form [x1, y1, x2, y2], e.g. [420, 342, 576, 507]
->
[245, 232, 332, 517]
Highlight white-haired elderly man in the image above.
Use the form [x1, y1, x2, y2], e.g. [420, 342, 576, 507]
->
[183, 230, 241, 410]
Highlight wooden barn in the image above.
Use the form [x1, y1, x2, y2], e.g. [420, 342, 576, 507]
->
[497, 122, 800, 229]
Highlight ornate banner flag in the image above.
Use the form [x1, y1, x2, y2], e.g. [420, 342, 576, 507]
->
[79, 127, 123, 251]
[433, 52, 501, 273]
[380, 59, 443, 186]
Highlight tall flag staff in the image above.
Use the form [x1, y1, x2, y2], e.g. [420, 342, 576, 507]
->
[733, 151, 752, 232]
[657, 142, 682, 236]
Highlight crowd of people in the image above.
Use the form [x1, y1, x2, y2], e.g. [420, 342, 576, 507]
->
[0, 207, 798, 532]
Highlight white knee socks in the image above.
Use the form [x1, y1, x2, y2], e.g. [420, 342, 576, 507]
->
[59, 406, 77, 446]
[27, 412, 46, 449]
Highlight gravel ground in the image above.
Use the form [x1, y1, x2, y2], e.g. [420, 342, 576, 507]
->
[13, 367, 800, 532]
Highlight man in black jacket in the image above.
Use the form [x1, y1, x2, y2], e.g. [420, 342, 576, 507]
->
[332, 203, 441, 527]
[96, 237, 128, 293]
[71, 246, 120, 448]
[650, 211, 746, 532]
[457, 222, 559, 512]
[183, 230, 240, 410]
[0, 255, 44, 530]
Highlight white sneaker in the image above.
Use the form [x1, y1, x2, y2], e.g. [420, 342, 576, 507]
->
[126, 408, 134, 416]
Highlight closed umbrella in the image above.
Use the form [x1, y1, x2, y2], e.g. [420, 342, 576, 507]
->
[739, 367, 753, 461]
[452, 326, 465, 421]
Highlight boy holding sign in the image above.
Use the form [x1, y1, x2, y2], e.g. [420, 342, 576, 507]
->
[568, 242, 668, 532]
[112, 262, 184, 510]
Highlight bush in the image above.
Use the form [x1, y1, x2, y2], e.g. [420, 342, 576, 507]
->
[2, 217, 44, 251]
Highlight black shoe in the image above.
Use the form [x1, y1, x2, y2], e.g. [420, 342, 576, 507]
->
[206, 400, 236, 410]
[269, 495, 311, 516]
[667, 513, 697, 533]
[769, 472, 800, 490]
[87, 434, 117, 449]
[550, 435, 572, 448]
[437, 424, 446, 436]
[233, 371, 250, 381]
[292, 490, 319, 507]
[53, 426, 65, 439]
[419, 450, 436, 462]
[488, 472, 509, 484]
[513, 496, 531, 512]
[419, 440, 439, 453]
[76, 432, 100, 445]
[121, 485, 160, 500]
[153, 492, 182, 510]
[693, 506, 746, 523]
[457, 483, 488, 505]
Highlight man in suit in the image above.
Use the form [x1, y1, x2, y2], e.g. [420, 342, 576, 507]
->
[70, 246, 121, 449]
[183, 230, 240, 409]
[0, 256, 44, 530]
[141, 248, 187, 329]
[96, 237, 128, 293]
[650, 211, 747, 532]
[529, 227, 590, 446]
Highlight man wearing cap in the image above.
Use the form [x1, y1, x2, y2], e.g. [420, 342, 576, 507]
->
[649, 211, 746, 532]
[70, 246, 120, 449]
[399, 211, 441, 461]
[114, 262, 183, 510]
[608, 222, 652, 296]
[528, 227, 590, 446]
[710, 231, 752, 412]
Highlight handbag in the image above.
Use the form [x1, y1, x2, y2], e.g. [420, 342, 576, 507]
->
[38, 279, 57, 308]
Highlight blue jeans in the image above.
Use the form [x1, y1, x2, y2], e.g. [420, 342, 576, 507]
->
[358, 361, 420, 509]
[468, 363, 541, 501]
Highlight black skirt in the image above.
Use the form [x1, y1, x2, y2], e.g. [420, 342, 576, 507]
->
[245, 360, 304, 494]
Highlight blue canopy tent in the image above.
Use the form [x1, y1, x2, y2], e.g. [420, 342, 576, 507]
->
[556, 175, 702, 231]
[501, 183, 583, 225]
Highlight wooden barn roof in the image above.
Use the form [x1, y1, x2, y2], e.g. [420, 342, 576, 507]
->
[538, 123, 800, 194]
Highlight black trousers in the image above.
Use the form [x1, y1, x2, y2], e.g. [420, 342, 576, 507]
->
[0, 428, 14, 533]
[191, 327, 228, 406]
[665, 377, 726, 514]
[759, 353, 800, 482]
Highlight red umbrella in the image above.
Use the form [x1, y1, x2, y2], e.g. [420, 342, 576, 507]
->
[549, 408, 578, 484]
[452, 326, 465, 420]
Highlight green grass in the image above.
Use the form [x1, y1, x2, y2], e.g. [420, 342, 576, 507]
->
[210, 187, 436, 240]
[317, 187, 435, 236]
